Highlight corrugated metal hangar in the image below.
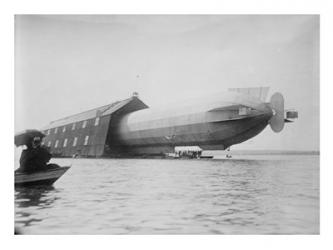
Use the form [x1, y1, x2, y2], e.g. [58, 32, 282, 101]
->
[42, 95, 148, 157]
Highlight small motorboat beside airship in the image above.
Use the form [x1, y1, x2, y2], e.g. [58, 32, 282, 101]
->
[40, 87, 298, 157]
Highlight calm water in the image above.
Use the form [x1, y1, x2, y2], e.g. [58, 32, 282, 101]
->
[15, 155, 319, 234]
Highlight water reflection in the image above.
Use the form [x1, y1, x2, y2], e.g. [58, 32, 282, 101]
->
[15, 186, 59, 228]
[14, 156, 319, 234]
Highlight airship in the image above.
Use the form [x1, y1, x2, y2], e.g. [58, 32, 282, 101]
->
[41, 87, 298, 157]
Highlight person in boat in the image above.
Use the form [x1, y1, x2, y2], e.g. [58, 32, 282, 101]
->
[17, 136, 53, 173]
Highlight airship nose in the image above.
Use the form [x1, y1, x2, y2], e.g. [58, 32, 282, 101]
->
[264, 107, 274, 123]
[242, 103, 274, 131]
[246, 93, 285, 133]
[263, 104, 274, 118]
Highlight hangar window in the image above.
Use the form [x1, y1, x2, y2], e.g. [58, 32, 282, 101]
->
[94, 117, 100, 126]
[47, 129, 50, 135]
[82, 120, 87, 128]
[63, 126, 66, 133]
[73, 137, 78, 147]
[63, 138, 68, 147]
[72, 123, 76, 130]
[84, 135, 89, 145]
[54, 127, 58, 134]
[48, 141, 52, 147]
[55, 140, 59, 148]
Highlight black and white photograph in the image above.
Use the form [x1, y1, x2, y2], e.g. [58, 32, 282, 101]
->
[14, 14, 319, 235]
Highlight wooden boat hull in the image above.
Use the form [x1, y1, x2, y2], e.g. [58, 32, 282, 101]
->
[15, 166, 70, 187]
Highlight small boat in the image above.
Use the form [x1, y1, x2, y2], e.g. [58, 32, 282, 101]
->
[15, 166, 70, 187]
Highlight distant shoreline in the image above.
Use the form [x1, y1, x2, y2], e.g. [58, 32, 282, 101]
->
[204, 150, 320, 156]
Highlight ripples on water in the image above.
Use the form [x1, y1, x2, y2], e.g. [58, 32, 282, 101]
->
[15, 155, 319, 234]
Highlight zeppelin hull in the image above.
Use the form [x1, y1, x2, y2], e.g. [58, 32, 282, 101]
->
[114, 113, 271, 155]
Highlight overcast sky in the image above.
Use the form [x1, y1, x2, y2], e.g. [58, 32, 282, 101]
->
[14, 15, 319, 151]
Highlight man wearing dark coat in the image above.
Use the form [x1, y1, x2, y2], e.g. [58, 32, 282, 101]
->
[18, 136, 52, 173]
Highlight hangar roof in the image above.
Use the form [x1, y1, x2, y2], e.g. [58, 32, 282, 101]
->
[42, 96, 148, 130]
